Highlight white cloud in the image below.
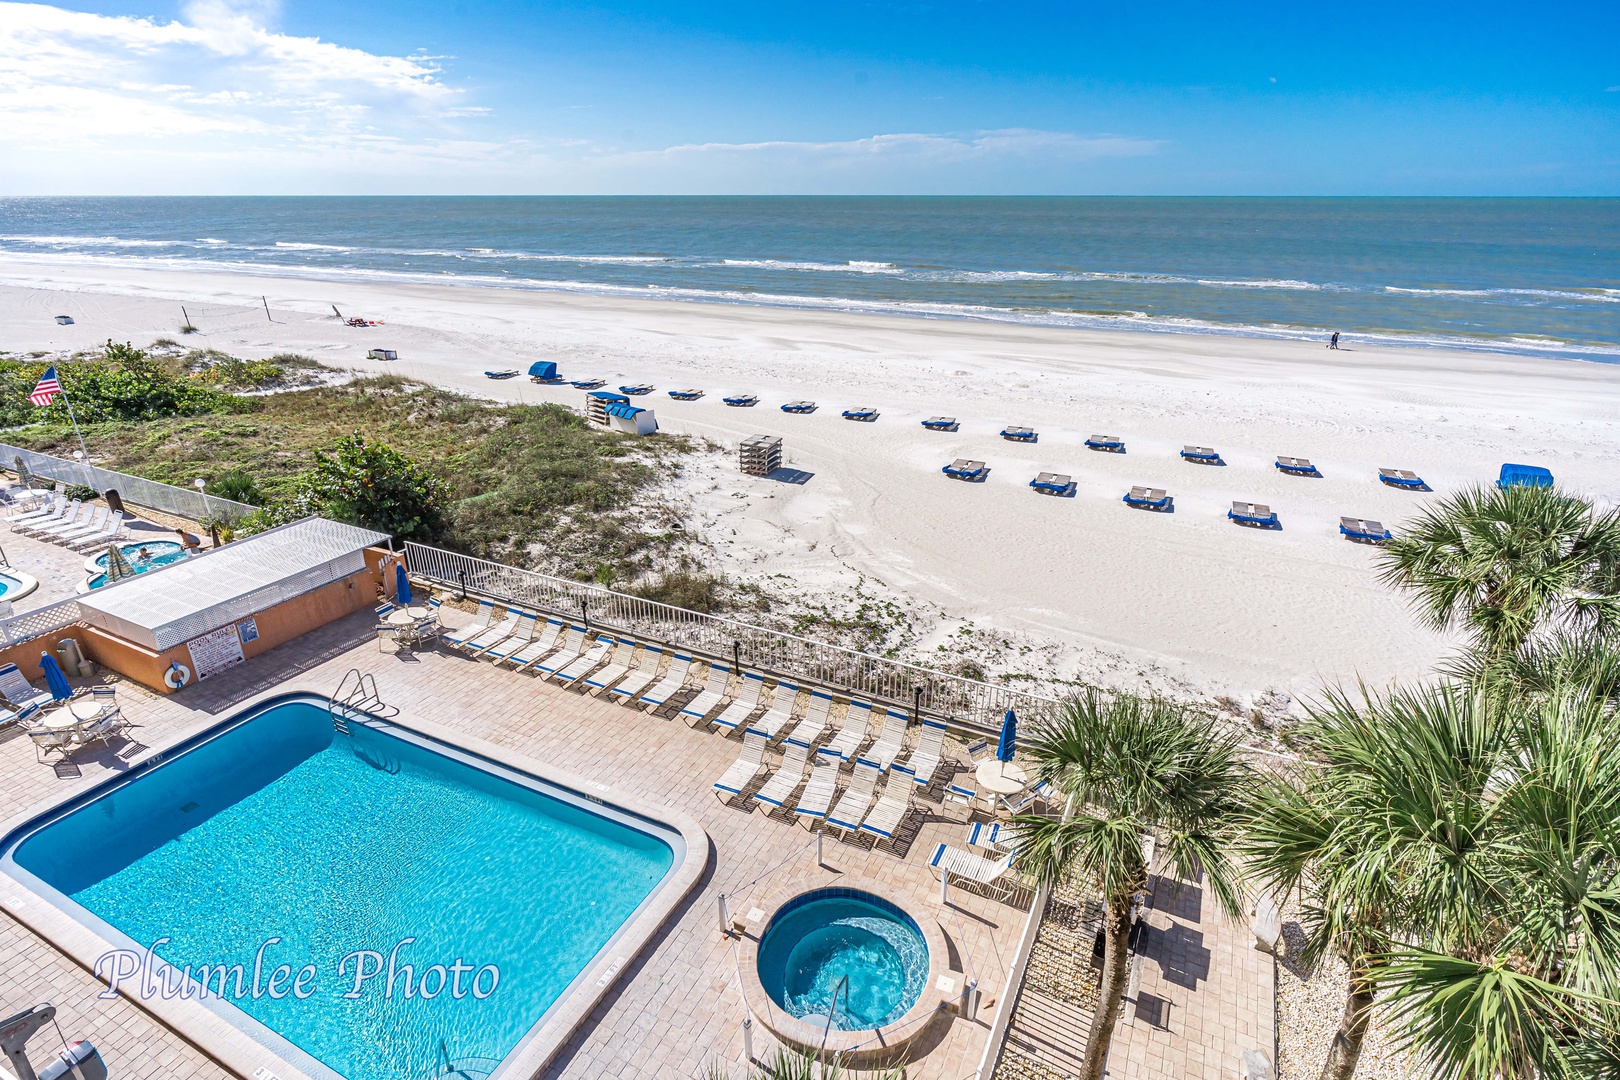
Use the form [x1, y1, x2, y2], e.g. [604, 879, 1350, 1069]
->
[622, 129, 1163, 166]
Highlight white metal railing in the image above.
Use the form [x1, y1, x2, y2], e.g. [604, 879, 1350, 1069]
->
[0, 597, 83, 646]
[403, 543, 1059, 733]
[1, 444, 256, 523]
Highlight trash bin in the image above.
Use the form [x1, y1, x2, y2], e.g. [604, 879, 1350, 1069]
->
[39, 1040, 108, 1080]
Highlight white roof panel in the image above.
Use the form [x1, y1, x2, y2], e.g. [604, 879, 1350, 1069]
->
[77, 517, 391, 650]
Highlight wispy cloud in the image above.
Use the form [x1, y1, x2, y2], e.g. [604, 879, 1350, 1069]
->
[624, 129, 1164, 164]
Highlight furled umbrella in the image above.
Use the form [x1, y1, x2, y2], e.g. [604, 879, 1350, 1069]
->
[394, 562, 413, 607]
[39, 652, 72, 701]
[103, 543, 135, 584]
[997, 707, 1017, 763]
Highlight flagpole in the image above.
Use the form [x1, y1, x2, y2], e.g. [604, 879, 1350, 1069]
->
[58, 386, 91, 467]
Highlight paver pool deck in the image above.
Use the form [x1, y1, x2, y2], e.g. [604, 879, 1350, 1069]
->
[0, 610, 1027, 1080]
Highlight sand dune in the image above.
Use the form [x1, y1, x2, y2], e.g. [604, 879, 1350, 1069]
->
[4, 259, 1618, 706]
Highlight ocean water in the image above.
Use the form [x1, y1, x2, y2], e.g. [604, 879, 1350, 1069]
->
[0, 197, 1616, 360]
[9, 699, 674, 1080]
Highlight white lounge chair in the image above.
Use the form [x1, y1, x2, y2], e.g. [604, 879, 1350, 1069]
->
[551, 635, 614, 685]
[680, 662, 733, 723]
[901, 718, 949, 788]
[581, 638, 639, 692]
[496, 617, 562, 668]
[459, 608, 523, 656]
[825, 699, 874, 761]
[754, 680, 801, 739]
[528, 625, 588, 675]
[6, 493, 61, 526]
[712, 672, 766, 732]
[859, 769, 917, 843]
[792, 758, 841, 825]
[638, 653, 694, 710]
[0, 663, 53, 711]
[929, 842, 1017, 900]
[20, 499, 80, 537]
[478, 610, 538, 660]
[67, 511, 126, 550]
[41, 504, 107, 542]
[440, 600, 495, 647]
[826, 759, 883, 837]
[865, 708, 908, 770]
[753, 740, 814, 811]
[609, 645, 665, 702]
[713, 730, 770, 799]
[784, 690, 833, 748]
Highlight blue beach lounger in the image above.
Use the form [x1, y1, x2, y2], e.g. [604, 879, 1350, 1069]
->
[1275, 456, 1319, 476]
[668, 388, 704, 400]
[527, 361, 562, 383]
[1228, 501, 1280, 528]
[1181, 445, 1222, 464]
[1379, 468, 1425, 488]
[618, 384, 653, 395]
[842, 407, 879, 421]
[1000, 425, 1037, 442]
[570, 378, 606, 389]
[723, 394, 759, 407]
[1498, 463, 1554, 489]
[1085, 434, 1125, 452]
[484, 369, 519, 380]
[921, 416, 957, 431]
[942, 459, 988, 481]
[1339, 516, 1393, 543]
[781, 400, 817, 413]
[1123, 486, 1171, 510]
[1029, 472, 1074, 495]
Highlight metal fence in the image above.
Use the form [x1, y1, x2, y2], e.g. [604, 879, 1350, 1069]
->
[404, 543, 1060, 734]
[0, 443, 256, 524]
[0, 597, 84, 646]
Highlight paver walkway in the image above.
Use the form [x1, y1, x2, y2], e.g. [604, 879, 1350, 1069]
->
[0, 610, 1026, 1080]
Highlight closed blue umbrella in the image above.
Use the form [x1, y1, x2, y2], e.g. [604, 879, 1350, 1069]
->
[395, 563, 412, 606]
[39, 652, 72, 701]
[997, 708, 1017, 763]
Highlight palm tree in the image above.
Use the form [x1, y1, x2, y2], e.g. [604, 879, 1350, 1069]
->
[1377, 483, 1620, 660]
[1009, 690, 1252, 1080]
[1247, 675, 1620, 1080]
[703, 1048, 903, 1080]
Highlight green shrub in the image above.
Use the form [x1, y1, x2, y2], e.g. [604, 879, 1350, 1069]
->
[205, 468, 263, 505]
[293, 433, 448, 542]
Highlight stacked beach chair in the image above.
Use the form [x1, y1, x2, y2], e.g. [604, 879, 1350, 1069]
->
[738, 435, 783, 477]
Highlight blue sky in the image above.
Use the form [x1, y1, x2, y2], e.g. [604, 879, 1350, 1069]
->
[2, 0, 1617, 194]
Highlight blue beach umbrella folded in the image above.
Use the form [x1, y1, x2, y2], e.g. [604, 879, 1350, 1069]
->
[40, 652, 72, 701]
[395, 563, 412, 606]
[998, 708, 1017, 763]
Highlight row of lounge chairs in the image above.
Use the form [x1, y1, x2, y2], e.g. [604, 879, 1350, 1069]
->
[6, 494, 129, 551]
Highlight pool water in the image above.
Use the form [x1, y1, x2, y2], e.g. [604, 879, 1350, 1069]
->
[6, 699, 676, 1080]
[87, 540, 187, 589]
[0, 572, 22, 599]
[757, 892, 928, 1030]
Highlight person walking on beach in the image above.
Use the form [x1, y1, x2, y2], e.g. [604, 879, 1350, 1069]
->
[1328, 331, 1340, 350]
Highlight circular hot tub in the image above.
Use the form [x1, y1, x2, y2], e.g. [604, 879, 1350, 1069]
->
[742, 885, 953, 1065]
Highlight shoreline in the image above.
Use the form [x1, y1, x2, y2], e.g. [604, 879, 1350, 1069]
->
[3, 260, 1618, 706]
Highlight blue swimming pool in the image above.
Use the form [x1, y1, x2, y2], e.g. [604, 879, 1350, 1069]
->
[2, 696, 680, 1080]
[756, 890, 929, 1031]
[0, 571, 24, 599]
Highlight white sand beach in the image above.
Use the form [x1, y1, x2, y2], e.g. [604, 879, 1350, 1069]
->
[4, 260, 1618, 708]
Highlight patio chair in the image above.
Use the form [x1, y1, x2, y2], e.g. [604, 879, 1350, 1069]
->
[825, 699, 875, 761]
[27, 499, 94, 538]
[929, 843, 1017, 900]
[550, 635, 615, 686]
[826, 759, 883, 837]
[374, 602, 397, 651]
[6, 493, 61, 526]
[68, 511, 127, 551]
[942, 782, 978, 820]
[858, 768, 917, 843]
[783, 689, 834, 748]
[638, 653, 695, 710]
[0, 663, 53, 711]
[753, 740, 815, 811]
[900, 718, 948, 788]
[581, 638, 639, 692]
[20, 499, 81, 537]
[479, 611, 539, 661]
[79, 704, 129, 748]
[11, 496, 71, 533]
[754, 680, 801, 739]
[608, 644, 665, 702]
[864, 708, 909, 770]
[712, 730, 770, 800]
[680, 661, 734, 723]
[29, 726, 73, 764]
[965, 739, 992, 763]
[792, 758, 842, 826]
[528, 625, 589, 676]
[41, 505, 108, 542]
[1000, 780, 1056, 816]
[713, 672, 767, 732]
[440, 600, 495, 647]
[499, 617, 565, 669]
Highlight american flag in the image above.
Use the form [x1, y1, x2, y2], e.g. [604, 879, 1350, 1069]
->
[28, 367, 62, 407]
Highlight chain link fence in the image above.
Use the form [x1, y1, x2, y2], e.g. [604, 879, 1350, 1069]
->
[0, 443, 256, 524]
[404, 542, 1060, 734]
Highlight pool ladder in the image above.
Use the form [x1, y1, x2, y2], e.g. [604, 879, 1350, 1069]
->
[328, 668, 391, 733]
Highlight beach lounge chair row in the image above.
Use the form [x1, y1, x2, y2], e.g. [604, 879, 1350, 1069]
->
[9, 495, 129, 551]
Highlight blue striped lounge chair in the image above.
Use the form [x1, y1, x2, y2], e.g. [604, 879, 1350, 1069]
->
[1339, 516, 1393, 543]
[638, 653, 695, 709]
[942, 459, 988, 481]
[609, 644, 664, 701]
[713, 730, 770, 800]
[929, 843, 1016, 900]
[857, 769, 916, 842]
[680, 661, 733, 722]
[901, 718, 948, 788]
[826, 759, 883, 837]
[754, 740, 814, 811]
[479, 611, 540, 660]
[499, 618, 564, 669]
[1085, 434, 1125, 452]
[1228, 501, 1281, 529]
[791, 758, 841, 825]
[921, 416, 957, 431]
[713, 672, 768, 732]
[1181, 445, 1222, 464]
